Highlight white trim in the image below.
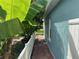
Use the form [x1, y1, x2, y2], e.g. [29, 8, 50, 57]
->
[18, 34, 35, 59]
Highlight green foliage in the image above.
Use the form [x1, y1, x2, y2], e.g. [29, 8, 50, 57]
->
[0, 19, 24, 40]
[0, 0, 47, 40]
[0, 0, 31, 55]
[0, 0, 31, 22]
[25, 0, 47, 26]
[0, 19, 24, 55]
[23, 0, 47, 35]
[0, 0, 47, 56]
[0, 0, 31, 40]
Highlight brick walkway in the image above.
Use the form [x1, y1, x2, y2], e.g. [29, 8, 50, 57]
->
[31, 38, 54, 59]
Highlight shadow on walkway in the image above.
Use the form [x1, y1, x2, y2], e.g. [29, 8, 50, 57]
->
[31, 39, 54, 59]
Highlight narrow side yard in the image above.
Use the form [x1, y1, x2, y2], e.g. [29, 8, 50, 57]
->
[31, 35, 54, 59]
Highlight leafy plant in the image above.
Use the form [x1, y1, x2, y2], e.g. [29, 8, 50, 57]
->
[0, 0, 31, 22]
[0, 0, 47, 58]
[23, 0, 47, 34]
[0, 0, 31, 56]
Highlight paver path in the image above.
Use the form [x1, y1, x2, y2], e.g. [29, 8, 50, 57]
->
[31, 39, 54, 59]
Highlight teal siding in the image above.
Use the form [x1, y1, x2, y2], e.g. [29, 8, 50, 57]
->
[45, 0, 79, 59]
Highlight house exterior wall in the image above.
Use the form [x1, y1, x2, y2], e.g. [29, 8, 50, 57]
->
[45, 0, 79, 59]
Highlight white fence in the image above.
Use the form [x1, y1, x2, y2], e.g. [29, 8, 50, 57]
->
[68, 18, 79, 59]
[18, 34, 35, 59]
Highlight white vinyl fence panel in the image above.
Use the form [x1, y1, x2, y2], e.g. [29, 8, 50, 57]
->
[18, 34, 35, 59]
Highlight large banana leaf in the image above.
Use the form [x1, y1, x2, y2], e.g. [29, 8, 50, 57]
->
[0, 18, 24, 40]
[24, 0, 47, 26]
[0, 0, 31, 22]
[0, 0, 31, 40]
[22, 0, 47, 35]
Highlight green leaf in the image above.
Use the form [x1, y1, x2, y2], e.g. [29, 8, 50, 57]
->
[24, 0, 47, 26]
[0, 0, 31, 22]
[0, 18, 24, 40]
